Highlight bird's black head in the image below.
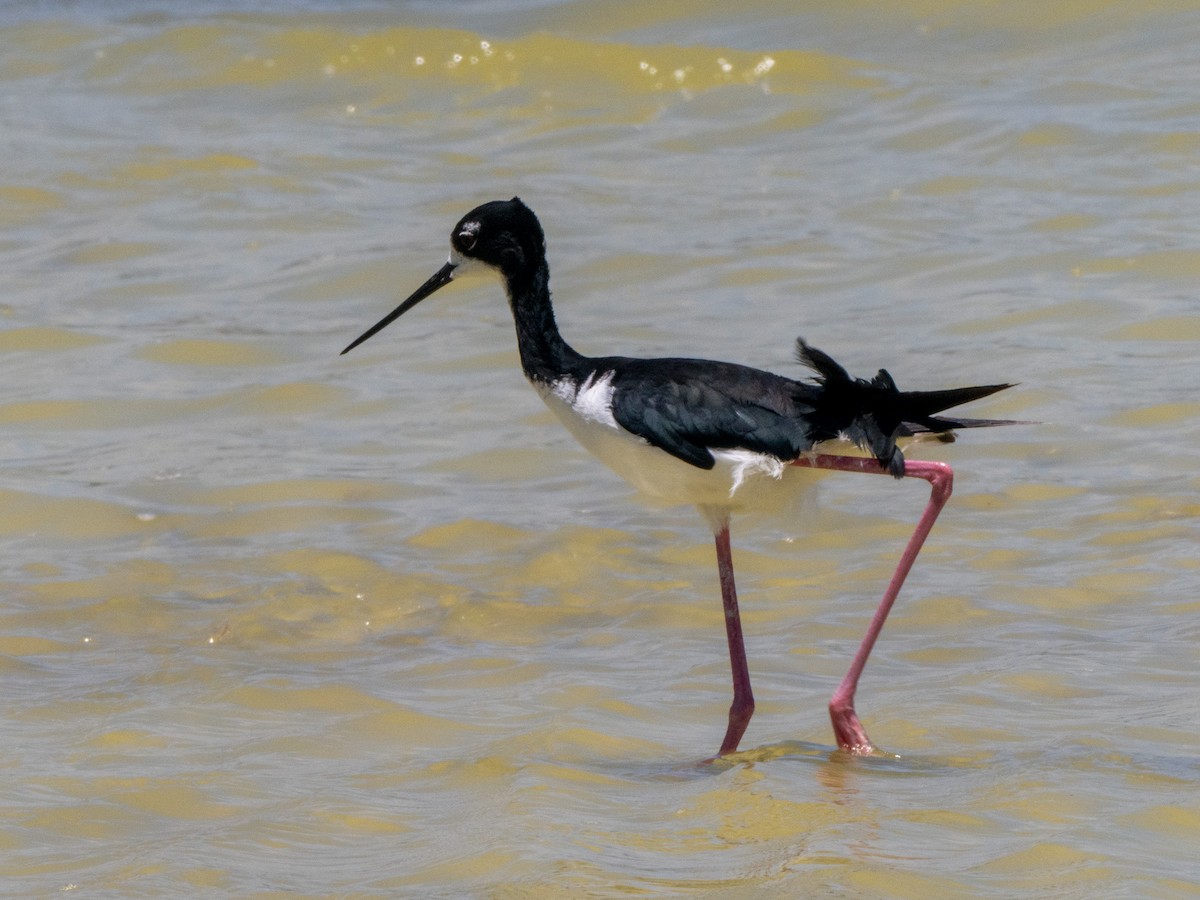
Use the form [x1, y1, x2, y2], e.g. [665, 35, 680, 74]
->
[341, 197, 545, 355]
[450, 197, 545, 279]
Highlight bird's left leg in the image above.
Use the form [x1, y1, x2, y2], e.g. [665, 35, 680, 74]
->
[790, 455, 954, 754]
[703, 509, 755, 757]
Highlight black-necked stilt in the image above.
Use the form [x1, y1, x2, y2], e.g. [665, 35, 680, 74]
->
[343, 198, 1014, 757]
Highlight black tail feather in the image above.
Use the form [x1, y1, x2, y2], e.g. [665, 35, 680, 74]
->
[905, 415, 1029, 434]
[795, 338, 1018, 477]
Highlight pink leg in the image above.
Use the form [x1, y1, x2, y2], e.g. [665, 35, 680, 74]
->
[791, 454, 954, 755]
[713, 520, 755, 757]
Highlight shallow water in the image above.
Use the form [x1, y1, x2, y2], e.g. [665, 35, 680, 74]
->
[2, 1, 1198, 895]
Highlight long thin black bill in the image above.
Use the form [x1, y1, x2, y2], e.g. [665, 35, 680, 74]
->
[341, 261, 456, 355]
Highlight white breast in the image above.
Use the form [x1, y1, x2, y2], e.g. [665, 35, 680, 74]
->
[548, 370, 619, 428]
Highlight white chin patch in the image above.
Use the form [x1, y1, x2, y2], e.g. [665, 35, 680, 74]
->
[447, 250, 490, 280]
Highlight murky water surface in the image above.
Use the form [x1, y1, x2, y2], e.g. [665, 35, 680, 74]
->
[2, 1, 1198, 895]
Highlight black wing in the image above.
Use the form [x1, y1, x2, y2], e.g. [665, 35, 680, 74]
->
[603, 341, 1015, 477]
[605, 356, 819, 470]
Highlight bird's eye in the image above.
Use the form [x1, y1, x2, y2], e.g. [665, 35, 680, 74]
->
[456, 224, 479, 252]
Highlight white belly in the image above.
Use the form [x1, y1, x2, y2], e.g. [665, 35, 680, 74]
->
[535, 374, 848, 516]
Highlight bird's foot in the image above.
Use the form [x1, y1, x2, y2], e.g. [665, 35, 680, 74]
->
[829, 702, 877, 756]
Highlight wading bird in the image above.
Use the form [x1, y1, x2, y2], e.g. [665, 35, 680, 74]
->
[342, 198, 1012, 756]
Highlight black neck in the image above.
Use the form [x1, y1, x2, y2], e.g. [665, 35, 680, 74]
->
[504, 260, 586, 385]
